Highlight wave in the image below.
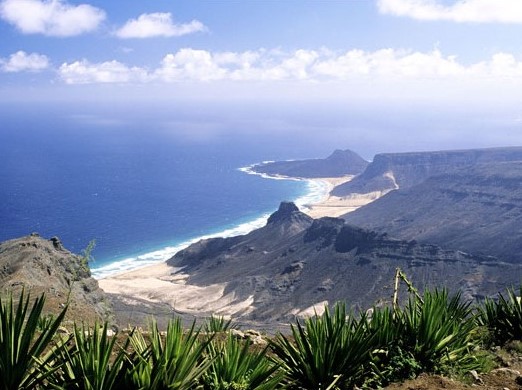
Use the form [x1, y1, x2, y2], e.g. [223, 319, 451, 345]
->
[90, 214, 271, 279]
[240, 164, 331, 210]
[91, 164, 330, 280]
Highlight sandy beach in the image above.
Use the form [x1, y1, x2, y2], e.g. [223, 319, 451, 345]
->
[302, 176, 388, 219]
[99, 175, 386, 320]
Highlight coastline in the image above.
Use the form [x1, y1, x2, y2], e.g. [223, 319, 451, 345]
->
[97, 169, 380, 321]
[93, 168, 349, 280]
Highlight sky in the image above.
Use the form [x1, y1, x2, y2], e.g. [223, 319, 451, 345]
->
[1, 0, 522, 155]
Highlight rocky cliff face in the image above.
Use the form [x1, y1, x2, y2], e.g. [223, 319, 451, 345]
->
[332, 147, 522, 196]
[168, 203, 521, 322]
[0, 234, 113, 324]
[251, 149, 369, 178]
[343, 162, 522, 263]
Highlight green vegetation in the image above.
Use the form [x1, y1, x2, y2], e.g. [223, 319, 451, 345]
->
[271, 304, 373, 389]
[477, 285, 522, 345]
[204, 315, 236, 334]
[50, 322, 129, 389]
[0, 290, 68, 390]
[200, 334, 281, 390]
[365, 290, 483, 388]
[80, 239, 96, 273]
[127, 318, 213, 389]
[1, 281, 521, 389]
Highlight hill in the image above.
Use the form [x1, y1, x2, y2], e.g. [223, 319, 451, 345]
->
[167, 202, 522, 322]
[0, 234, 113, 324]
[250, 149, 369, 178]
[343, 161, 522, 263]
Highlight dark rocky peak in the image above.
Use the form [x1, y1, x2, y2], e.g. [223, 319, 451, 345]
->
[334, 225, 388, 254]
[267, 202, 312, 226]
[326, 149, 368, 165]
[303, 217, 345, 248]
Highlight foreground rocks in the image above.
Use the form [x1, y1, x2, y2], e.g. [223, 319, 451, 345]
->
[0, 234, 113, 324]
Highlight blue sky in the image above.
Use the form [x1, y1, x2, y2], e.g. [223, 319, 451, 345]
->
[1, 0, 522, 154]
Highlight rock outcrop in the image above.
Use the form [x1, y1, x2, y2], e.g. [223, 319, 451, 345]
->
[0, 234, 113, 324]
[251, 149, 369, 178]
[168, 202, 521, 322]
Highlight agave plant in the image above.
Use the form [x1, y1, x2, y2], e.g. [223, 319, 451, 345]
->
[271, 303, 374, 389]
[477, 285, 522, 345]
[396, 289, 479, 373]
[0, 290, 68, 390]
[200, 334, 282, 390]
[49, 322, 129, 389]
[361, 306, 412, 387]
[204, 315, 236, 334]
[127, 318, 213, 390]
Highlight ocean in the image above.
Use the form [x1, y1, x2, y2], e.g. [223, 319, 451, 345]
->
[0, 103, 330, 279]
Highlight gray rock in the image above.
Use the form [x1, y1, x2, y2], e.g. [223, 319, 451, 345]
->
[0, 235, 113, 324]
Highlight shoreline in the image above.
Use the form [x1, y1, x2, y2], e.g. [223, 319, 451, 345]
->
[97, 171, 383, 322]
[93, 170, 348, 280]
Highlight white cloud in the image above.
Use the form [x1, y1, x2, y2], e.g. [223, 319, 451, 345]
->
[0, 0, 105, 36]
[378, 0, 522, 23]
[58, 60, 149, 84]
[155, 49, 226, 81]
[115, 12, 206, 38]
[56, 48, 522, 85]
[312, 49, 465, 79]
[1, 50, 49, 72]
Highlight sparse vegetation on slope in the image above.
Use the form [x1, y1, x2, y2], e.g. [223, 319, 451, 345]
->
[1, 284, 522, 389]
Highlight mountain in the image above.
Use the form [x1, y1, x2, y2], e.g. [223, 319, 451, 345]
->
[0, 234, 113, 324]
[343, 161, 522, 263]
[167, 202, 521, 322]
[251, 149, 369, 178]
[332, 147, 522, 196]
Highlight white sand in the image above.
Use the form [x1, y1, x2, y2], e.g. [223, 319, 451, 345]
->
[98, 263, 254, 317]
[303, 176, 390, 219]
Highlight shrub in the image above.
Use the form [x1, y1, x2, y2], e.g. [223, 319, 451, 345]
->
[127, 318, 213, 389]
[0, 290, 68, 390]
[200, 334, 282, 390]
[50, 322, 129, 389]
[271, 303, 374, 389]
[395, 289, 480, 374]
[477, 286, 522, 345]
[204, 315, 237, 334]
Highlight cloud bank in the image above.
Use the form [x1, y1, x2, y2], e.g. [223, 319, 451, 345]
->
[115, 12, 207, 38]
[0, 0, 105, 36]
[378, 0, 522, 23]
[1, 51, 49, 72]
[57, 48, 522, 84]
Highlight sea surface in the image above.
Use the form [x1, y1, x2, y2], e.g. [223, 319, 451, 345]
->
[0, 104, 329, 279]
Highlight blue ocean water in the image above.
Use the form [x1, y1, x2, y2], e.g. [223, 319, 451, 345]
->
[0, 104, 329, 278]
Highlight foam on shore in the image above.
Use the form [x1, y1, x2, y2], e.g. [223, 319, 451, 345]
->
[91, 163, 330, 280]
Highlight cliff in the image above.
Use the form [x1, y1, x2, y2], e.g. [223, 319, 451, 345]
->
[0, 234, 113, 324]
[168, 202, 521, 322]
[332, 146, 522, 196]
[343, 161, 522, 263]
[251, 149, 369, 178]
